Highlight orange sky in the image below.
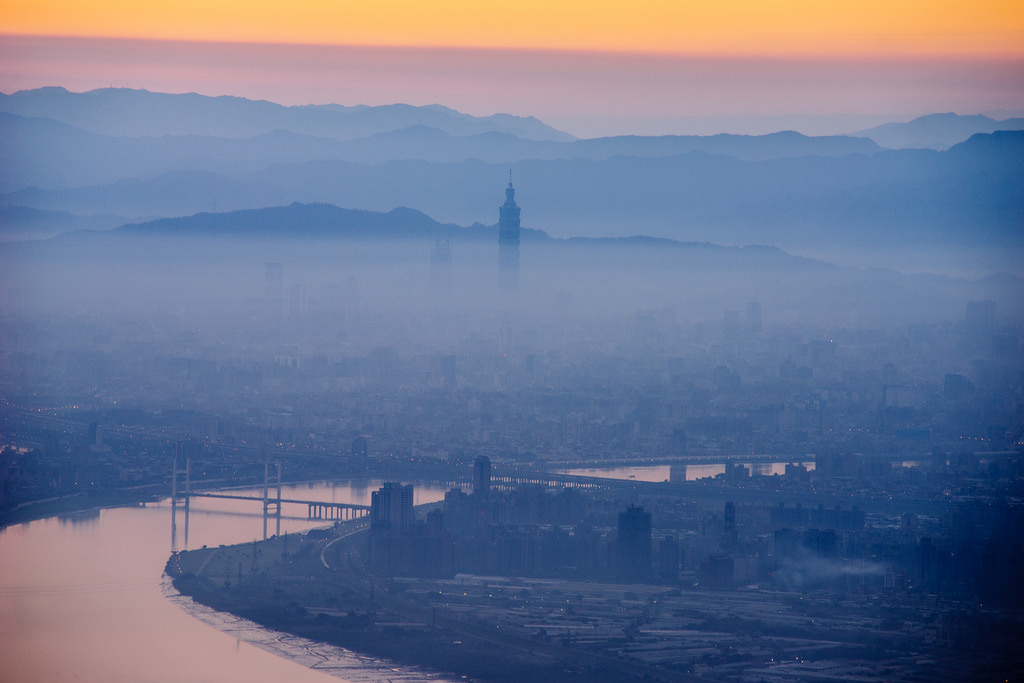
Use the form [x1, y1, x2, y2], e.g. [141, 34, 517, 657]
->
[4, 0, 1024, 57]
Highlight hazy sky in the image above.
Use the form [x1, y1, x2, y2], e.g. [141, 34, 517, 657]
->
[2, 1, 1023, 136]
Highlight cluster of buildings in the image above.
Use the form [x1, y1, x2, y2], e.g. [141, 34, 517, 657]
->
[4, 291, 1018, 509]
[359, 446, 1022, 612]
[367, 458, 659, 581]
[355, 448, 1022, 680]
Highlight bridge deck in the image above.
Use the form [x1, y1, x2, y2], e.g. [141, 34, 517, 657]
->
[187, 492, 370, 510]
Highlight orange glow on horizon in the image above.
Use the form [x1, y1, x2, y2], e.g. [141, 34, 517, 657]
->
[3, 0, 1024, 58]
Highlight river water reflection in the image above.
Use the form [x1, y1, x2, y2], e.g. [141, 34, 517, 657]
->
[559, 461, 816, 482]
[0, 480, 453, 683]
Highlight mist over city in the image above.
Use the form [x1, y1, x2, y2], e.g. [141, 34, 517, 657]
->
[2, 5, 1024, 682]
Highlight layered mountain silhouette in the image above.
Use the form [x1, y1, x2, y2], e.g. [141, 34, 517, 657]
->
[32, 200, 844, 279]
[107, 201, 816, 262]
[0, 86, 573, 141]
[1, 88, 1021, 255]
[0, 109, 881, 191]
[115, 203, 491, 241]
[5, 132, 1020, 248]
[854, 113, 1024, 150]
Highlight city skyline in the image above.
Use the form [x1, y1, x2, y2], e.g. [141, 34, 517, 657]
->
[1, 4, 1021, 680]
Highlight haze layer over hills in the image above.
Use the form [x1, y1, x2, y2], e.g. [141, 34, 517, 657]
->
[1, 87, 1021, 276]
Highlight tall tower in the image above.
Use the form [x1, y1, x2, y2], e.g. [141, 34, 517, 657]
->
[498, 173, 521, 290]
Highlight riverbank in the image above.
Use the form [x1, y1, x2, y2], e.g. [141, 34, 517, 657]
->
[0, 457, 468, 530]
[167, 525, 677, 683]
[0, 486, 165, 528]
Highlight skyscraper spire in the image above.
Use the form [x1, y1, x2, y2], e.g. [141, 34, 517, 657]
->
[498, 176, 521, 290]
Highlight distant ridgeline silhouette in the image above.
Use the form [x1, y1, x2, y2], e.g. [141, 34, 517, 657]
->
[102, 201, 832, 271]
[0, 86, 575, 142]
[6, 129, 1019, 249]
[115, 203, 495, 241]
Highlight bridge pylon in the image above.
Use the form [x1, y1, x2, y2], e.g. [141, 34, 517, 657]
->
[262, 461, 282, 539]
[171, 443, 190, 551]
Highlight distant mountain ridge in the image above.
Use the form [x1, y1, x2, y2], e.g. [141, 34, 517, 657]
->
[0, 109, 880, 192]
[1, 87, 1020, 258]
[0, 205, 125, 241]
[115, 203, 490, 241]
[854, 112, 1024, 150]
[0, 87, 574, 142]
[57, 201, 834, 272]
[8, 130, 1020, 249]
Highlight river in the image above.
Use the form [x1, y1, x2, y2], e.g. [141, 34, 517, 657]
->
[0, 480, 455, 683]
[558, 460, 816, 482]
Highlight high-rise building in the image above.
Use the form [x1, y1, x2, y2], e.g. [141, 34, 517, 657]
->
[473, 456, 491, 499]
[659, 535, 681, 582]
[498, 175, 521, 290]
[371, 482, 414, 533]
[671, 427, 687, 456]
[87, 421, 102, 447]
[616, 505, 652, 580]
[43, 430, 62, 459]
[723, 501, 738, 551]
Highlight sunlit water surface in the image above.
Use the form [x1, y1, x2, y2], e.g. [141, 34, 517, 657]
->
[559, 461, 816, 482]
[0, 480, 454, 683]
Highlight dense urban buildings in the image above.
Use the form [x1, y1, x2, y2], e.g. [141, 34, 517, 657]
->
[1, 220, 1021, 681]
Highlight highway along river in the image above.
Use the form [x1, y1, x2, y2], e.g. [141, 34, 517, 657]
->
[0, 480, 454, 683]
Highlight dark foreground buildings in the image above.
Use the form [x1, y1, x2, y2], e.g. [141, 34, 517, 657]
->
[616, 504, 653, 580]
[370, 481, 414, 533]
